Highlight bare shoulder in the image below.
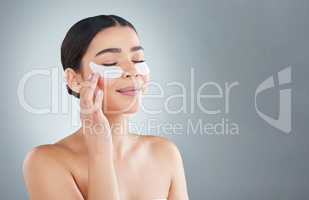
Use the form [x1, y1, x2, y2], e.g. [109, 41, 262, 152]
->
[23, 143, 85, 199]
[138, 135, 184, 163]
[22, 144, 70, 178]
[23, 131, 83, 168]
[23, 145, 57, 167]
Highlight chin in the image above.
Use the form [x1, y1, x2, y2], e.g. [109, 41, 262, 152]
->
[122, 103, 140, 114]
[131, 104, 140, 112]
[105, 101, 141, 114]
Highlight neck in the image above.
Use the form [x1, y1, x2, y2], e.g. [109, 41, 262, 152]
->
[106, 114, 133, 159]
[106, 113, 130, 141]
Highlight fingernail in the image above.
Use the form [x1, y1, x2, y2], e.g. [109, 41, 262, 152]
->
[87, 73, 93, 80]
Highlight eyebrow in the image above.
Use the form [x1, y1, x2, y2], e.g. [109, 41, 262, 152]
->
[95, 46, 144, 57]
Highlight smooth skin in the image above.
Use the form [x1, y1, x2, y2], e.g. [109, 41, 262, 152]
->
[23, 26, 189, 200]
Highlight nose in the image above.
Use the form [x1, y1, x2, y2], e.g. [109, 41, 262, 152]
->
[122, 71, 140, 78]
[121, 63, 141, 78]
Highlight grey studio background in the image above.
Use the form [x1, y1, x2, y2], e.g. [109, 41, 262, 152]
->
[1, 0, 309, 199]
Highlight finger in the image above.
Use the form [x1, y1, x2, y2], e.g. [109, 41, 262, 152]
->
[80, 73, 98, 116]
[93, 89, 104, 112]
[93, 89, 106, 125]
[80, 73, 99, 108]
[79, 73, 94, 102]
[93, 86, 99, 103]
[83, 73, 99, 101]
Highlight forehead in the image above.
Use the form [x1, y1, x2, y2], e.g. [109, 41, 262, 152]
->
[87, 26, 140, 54]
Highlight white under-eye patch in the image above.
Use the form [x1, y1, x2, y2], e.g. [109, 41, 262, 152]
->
[89, 62, 124, 79]
[89, 61, 150, 79]
[135, 62, 150, 75]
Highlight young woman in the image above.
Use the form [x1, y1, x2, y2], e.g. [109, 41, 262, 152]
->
[23, 15, 189, 200]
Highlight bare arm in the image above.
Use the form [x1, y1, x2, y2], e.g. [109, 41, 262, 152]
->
[80, 73, 120, 200]
[167, 143, 189, 200]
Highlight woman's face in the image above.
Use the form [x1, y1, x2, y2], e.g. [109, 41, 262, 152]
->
[80, 26, 150, 114]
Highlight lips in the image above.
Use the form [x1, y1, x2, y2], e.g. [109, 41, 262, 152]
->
[116, 86, 142, 96]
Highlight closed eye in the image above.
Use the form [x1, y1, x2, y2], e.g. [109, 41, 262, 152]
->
[133, 60, 145, 63]
[102, 63, 117, 66]
[102, 60, 145, 66]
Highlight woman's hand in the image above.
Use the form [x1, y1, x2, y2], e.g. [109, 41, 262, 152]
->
[79, 73, 120, 200]
[79, 72, 113, 155]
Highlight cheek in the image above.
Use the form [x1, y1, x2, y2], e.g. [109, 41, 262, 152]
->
[101, 82, 121, 111]
[98, 78, 117, 91]
[98, 78, 118, 104]
[142, 74, 150, 84]
[99, 79, 127, 107]
[100, 76, 147, 113]
[104, 91, 140, 113]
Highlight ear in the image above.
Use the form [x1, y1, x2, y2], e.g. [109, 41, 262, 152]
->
[64, 68, 82, 93]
